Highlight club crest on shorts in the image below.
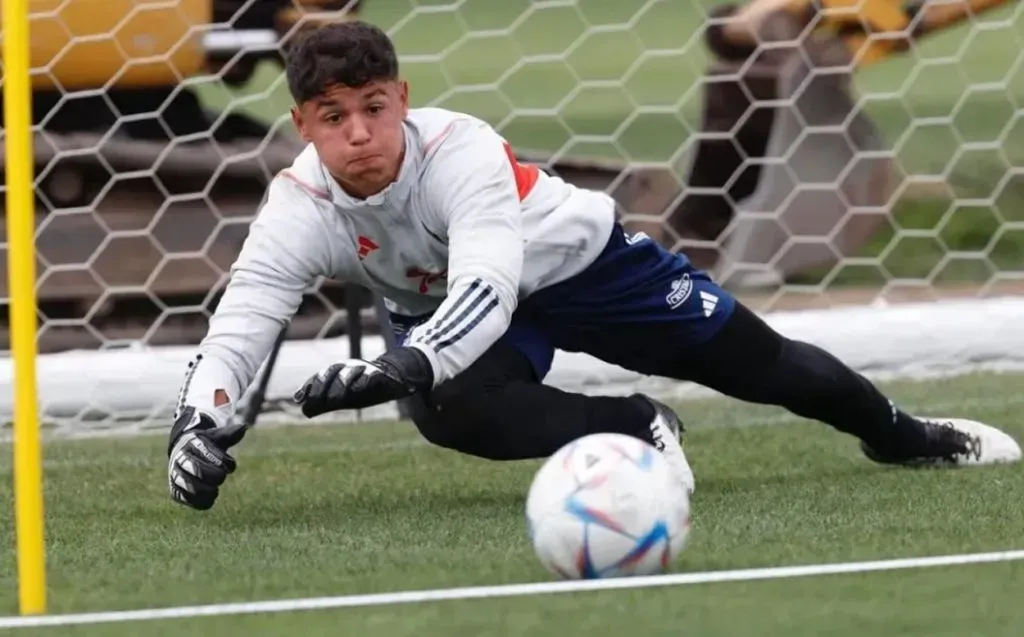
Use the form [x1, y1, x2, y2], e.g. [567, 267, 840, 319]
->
[666, 274, 693, 310]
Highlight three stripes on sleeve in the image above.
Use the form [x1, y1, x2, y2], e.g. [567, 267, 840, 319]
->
[411, 278, 499, 353]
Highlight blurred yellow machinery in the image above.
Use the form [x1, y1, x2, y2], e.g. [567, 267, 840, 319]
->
[4, 0, 365, 89]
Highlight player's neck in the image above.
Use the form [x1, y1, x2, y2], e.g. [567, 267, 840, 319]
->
[335, 176, 391, 200]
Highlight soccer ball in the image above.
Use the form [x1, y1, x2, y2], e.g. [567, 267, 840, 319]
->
[525, 432, 692, 580]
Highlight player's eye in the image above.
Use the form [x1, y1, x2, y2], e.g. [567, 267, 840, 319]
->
[367, 103, 385, 115]
[323, 112, 343, 124]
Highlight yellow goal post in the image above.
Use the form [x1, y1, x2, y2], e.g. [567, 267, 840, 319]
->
[3, 0, 47, 616]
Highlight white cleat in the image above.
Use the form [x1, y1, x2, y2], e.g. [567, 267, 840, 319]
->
[640, 396, 696, 495]
[861, 417, 1022, 467]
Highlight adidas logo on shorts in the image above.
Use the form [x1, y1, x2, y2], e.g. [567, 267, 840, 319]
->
[700, 291, 719, 317]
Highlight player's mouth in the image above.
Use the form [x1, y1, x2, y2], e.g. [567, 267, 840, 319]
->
[349, 154, 382, 165]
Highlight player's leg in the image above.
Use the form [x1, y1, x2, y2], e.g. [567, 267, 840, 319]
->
[407, 340, 671, 462]
[527, 224, 1021, 467]
[390, 312, 691, 486]
[679, 301, 1021, 465]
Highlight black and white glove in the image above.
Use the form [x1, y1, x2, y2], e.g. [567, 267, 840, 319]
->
[167, 406, 247, 511]
[293, 346, 433, 417]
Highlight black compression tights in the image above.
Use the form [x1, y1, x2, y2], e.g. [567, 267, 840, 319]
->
[407, 302, 927, 461]
[673, 303, 928, 456]
[406, 347, 659, 461]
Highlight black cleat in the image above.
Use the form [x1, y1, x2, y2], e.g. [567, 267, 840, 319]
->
[861, 418, 1020, 467]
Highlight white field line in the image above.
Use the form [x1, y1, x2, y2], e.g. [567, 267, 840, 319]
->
[2, 549, 1023, 629]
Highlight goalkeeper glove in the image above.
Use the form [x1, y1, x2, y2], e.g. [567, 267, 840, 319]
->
[293, 346, 433, 417]
[167, 406, 247, 511]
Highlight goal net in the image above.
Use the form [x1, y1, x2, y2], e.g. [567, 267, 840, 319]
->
[3, 0, 1024, 437]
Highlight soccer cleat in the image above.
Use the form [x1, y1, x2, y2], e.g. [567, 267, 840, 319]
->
[639, 395, 695, 495]
[861, 418, 1022, 467]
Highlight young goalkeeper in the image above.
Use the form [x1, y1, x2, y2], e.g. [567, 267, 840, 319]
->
[166, 21, 1020, 511]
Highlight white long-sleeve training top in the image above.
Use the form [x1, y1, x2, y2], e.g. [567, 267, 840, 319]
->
[177, 107, 616, 426]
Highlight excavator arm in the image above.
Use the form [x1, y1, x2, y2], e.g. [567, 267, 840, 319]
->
[715, 0, 1013, 66]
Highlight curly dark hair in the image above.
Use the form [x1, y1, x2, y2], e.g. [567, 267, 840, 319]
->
[285, 21, 399, 104]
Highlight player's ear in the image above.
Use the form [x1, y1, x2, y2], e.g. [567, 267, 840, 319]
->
[291, 106, 312, 142]
[398, 80, 409, 117]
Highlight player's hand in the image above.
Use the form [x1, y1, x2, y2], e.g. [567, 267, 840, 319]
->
[167, 406, 247, 511]
[293, 347, 433, 417]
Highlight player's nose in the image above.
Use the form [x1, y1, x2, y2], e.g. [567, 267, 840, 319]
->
[347, 115, 372, 145]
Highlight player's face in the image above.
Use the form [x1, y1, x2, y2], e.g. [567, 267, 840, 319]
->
[292, 79, 409, 199]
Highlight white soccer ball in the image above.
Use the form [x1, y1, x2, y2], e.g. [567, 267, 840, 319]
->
[525, 432, 692, 580]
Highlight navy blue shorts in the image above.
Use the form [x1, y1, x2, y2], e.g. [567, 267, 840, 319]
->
[391, 223, 736, 381]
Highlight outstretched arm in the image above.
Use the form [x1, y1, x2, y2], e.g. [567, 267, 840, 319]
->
[169, 176, 334, 510]
[178, 176, 334, 423]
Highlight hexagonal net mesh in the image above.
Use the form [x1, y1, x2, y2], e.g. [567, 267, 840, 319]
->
[2, 0, 1024, 438]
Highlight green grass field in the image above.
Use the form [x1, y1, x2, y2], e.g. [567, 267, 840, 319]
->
[2, 371, 1024, 635]
[196, 0, 1024, 287]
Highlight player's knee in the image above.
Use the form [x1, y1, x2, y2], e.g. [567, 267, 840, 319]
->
[410, 376, 495, 455]
[409, 343, 539, 459]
